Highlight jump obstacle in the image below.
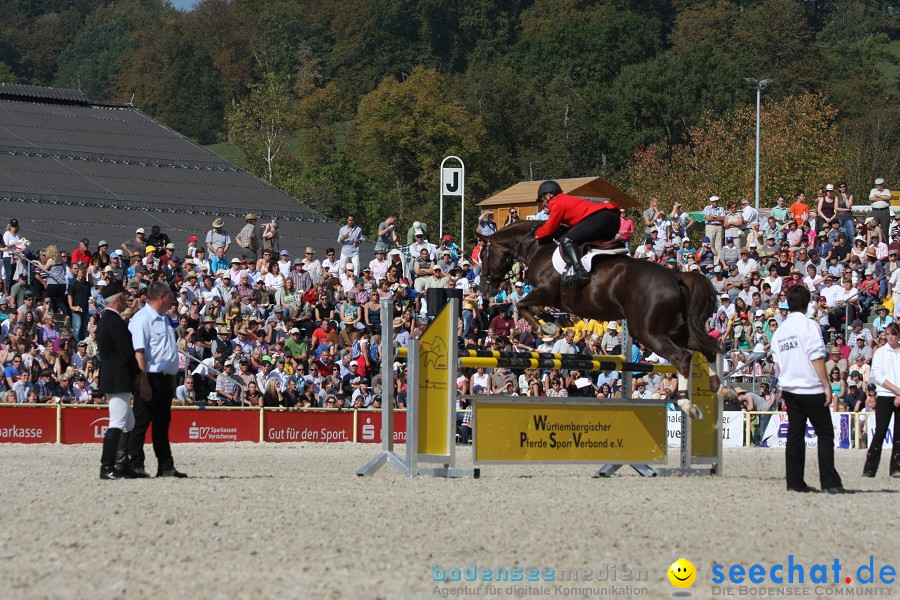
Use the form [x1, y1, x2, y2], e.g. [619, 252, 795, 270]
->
[358, 299, 722, 478]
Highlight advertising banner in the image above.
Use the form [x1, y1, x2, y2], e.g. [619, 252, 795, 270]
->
[263, 410, 354, 443]
[60, 406, 111, 444]
[760, 412, 851, 449]
[356, 410, 407, 444]
[666, 410, 745, 448]
[0, 406, 56, 443]
[473, 398, 668, 464]
[865, 413, 894, 448]
[168, 409, 259, 443]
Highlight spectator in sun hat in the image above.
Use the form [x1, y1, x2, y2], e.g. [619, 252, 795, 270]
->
[299, 246, 322, 284]
[206, 217, 231, 254]
[368, 246, 390, 282]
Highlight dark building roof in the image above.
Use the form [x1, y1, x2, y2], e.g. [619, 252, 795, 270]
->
[0, 84, 360, 257]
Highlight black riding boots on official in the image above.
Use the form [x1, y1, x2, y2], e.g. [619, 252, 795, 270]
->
[560, 239, 590, 286]
[114, 431, 139, 478]
[100, 428, 126, 480]
[891, 446, 900, 478]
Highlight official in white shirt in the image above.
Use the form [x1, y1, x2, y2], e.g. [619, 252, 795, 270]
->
[128, 281, 187, 478]
[770, 284, 845, 493]
[865, 322, 900, 478]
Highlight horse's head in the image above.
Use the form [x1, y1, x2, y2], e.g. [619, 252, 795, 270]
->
[475, 221, 539, 296]
[475, 230, 508, 296]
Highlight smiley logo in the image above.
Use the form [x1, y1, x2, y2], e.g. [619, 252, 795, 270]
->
[668, 558, 696, 588]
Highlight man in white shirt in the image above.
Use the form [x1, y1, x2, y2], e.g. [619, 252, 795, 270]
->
[866, 321, 900, 477]
[551, 329, 578, 355]
[739, 197, 759, 247]
[869, 178, 892, 203]
[736, 249, 757, 277]
[819, 275, 841, 308]
[301, 247, 322, 284]
[770, 284, 845, 493]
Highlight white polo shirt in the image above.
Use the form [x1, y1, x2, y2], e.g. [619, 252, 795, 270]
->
[771, 311, 827, 394]
[871, 342, 900, 397]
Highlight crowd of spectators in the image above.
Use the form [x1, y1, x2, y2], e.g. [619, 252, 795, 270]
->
[0, 179, 894, 446]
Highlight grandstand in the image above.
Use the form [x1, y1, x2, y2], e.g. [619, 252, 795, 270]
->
[0, 83, 346, 254]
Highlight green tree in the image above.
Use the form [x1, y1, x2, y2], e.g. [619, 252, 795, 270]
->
[626, 94, 842, 213]
[350, 66, 510, 241]
[227, 73, 295, 184]
[54, 19, 135, 99]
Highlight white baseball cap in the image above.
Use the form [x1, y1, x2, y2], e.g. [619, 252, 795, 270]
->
[709, 195, 720, 202]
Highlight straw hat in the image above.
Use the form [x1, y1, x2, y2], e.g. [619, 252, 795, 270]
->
[212, 217, 224, 228]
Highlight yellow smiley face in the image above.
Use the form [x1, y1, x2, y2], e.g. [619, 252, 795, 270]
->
[668, 558, 696, 588]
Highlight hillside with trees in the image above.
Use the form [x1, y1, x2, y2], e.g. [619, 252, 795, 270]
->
[1, 0, 897, 238]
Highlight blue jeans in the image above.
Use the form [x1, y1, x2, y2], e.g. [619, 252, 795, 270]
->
[840, 219, 855, 241]
[2, 256, 13, 292]
[462, 309, 473, 339]
[71, 310, 88, 342]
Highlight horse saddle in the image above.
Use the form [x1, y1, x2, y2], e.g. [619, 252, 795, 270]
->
[551, 240, 628, 275]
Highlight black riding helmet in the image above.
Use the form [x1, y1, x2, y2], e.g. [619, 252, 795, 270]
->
[537, 180, 563, 200]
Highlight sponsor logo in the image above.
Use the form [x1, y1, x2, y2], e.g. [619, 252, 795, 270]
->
[90, 417, 110, 439]
[0, 425, 44, 439]
[188, 421, 239, 441]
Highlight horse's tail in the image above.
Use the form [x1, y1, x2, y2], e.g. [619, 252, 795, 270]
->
[678, 271, 720, 362]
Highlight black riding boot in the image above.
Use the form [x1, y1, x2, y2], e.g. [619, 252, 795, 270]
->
[560, 239, 589, 286]
[100, 428, 125, 480]
[862, 448, 880, 477]
[890, 446, 900, 478]
[114, 431, 138, 478]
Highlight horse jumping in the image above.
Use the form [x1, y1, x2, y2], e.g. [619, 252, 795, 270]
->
[477, 221, 724, 415]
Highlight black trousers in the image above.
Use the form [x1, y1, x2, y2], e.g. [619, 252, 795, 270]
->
[129, 373, 176, 473]
[559, 209, 620, 245]
[871, 396, 900, 452]
[782, 390, 842, 489]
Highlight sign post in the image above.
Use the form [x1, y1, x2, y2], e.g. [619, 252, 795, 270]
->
[440, 156, 465, 251]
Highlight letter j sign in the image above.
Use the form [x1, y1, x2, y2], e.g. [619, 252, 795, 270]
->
[442, 168, 463, 196]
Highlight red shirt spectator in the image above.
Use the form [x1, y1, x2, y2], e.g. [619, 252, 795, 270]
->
[71, 238, 93, 267]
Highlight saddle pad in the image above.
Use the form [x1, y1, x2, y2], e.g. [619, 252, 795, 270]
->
[551, 246, 628, 274]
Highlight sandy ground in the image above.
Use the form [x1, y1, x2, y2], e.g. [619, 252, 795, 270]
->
[0, 444, 897, 600]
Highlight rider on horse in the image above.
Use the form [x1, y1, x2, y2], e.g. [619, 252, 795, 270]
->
[534, 181, 620, 286]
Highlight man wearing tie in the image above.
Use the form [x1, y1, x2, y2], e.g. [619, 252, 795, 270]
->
[128, 281, 187, 478]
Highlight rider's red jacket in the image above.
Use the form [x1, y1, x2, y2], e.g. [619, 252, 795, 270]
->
[534, 193, 618, 239]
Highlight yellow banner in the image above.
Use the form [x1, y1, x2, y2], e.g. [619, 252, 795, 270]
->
[473, 400, 667, 463]
[417, 303, 454, 458]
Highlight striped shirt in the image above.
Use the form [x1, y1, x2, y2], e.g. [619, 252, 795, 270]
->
[703, 205, 726, 225]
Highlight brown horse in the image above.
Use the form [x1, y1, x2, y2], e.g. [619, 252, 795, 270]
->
[476, 221, 724, 405]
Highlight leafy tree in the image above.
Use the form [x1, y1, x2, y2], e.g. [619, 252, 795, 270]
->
[54, 19, 135, 99]
[227, 73, 295, 184]
[602, 42, 743, 165]
[350, 66, 510, 240]
[0, 60, 17, 83]
[626, 94, 842, 213]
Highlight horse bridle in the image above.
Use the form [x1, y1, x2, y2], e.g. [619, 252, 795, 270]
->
[480, 222, 540, 289]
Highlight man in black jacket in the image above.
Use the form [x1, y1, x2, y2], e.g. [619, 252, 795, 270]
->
[97, 280, 143, 479]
